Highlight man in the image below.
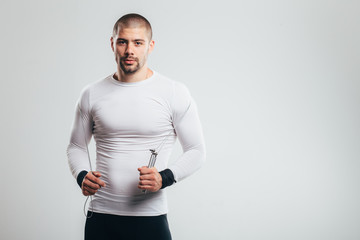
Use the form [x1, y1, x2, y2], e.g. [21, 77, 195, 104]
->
[67, 13, 206, 240]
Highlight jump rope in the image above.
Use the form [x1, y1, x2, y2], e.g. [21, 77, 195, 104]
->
[78, 105, 173, 218]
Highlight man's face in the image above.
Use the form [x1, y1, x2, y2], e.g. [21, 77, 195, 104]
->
[111, 27, 154, 74]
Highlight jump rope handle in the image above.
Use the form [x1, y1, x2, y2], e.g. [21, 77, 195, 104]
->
[142, 149, 158, 194]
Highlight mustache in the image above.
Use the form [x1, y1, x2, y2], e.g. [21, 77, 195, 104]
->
[120, 56, 138, 61]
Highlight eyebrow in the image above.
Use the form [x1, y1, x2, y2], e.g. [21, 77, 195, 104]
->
[117, 38, 145, 42]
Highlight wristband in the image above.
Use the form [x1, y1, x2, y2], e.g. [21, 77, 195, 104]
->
[159, 169, 176, 189]
[77, 170, 88, 188]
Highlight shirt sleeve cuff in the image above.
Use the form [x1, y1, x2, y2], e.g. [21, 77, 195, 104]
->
[159, 169, 176, 189]
[77, 170, 88, 188]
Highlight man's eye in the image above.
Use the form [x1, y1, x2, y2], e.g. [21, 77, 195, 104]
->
[135, 42, 142, 45]
[118, 40, 126, 45]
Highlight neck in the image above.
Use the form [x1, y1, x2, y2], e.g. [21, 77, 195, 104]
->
[114, 66, 153, 83]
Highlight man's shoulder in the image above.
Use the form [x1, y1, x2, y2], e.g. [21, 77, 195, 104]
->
[80, 74, 113, 94]
[153, 71, 173, 84]
[153, 71, 188, 91]
[154, 72, 192, 112]
[84, 74, 112, 89]
[77, 74, 114, 105]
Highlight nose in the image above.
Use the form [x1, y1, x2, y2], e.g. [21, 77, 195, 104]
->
[125, 43, 135, 55]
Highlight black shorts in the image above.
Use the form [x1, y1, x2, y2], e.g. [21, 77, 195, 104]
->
[84, 211, 172, 240]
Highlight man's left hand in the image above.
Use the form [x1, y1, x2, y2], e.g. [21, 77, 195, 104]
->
[138, 166, 162, 192]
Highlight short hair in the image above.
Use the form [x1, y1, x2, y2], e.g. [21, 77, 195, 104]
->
[112, 13, 152, 40]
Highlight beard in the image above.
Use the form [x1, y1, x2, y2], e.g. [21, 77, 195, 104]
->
[119, 56, 141, 74]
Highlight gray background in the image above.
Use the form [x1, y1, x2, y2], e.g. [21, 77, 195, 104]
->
[1, 0, 359, 239]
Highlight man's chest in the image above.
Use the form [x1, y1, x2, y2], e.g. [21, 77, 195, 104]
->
[91, 92, 172, 136]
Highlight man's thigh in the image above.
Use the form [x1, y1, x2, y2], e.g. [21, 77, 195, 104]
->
[135, 214, 172, 240]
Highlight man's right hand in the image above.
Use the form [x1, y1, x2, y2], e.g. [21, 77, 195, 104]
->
[82, 171, 106, 196]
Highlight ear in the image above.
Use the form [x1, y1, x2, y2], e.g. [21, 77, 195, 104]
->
[148, 40, 155, 54]
[110, 36, 115, 52]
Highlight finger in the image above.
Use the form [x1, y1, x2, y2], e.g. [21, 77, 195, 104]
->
[85, 176, 103, 188]
[138, 184, 158, 192]
[139, 174, 156, 180]
[92, 171, 102, 177]
[138, 166, 148, 173]
[139, 180, 155, 186]
[138, 184, 151, 189]
[83, 179, 101, 190]
[83, 185, 97, 195]
[82, 189, 92, 196]
[87, 172, 106, 187]
[138, 167, 156, 175]
[82, 188, 92, 196]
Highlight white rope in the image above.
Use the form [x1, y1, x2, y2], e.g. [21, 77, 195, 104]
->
[78, 105, 94, 218]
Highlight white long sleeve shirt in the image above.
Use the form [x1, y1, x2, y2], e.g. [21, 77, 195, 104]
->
[67, 71, 206, 216]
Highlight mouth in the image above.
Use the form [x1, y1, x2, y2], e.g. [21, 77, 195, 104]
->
[123, 58, 136, 65]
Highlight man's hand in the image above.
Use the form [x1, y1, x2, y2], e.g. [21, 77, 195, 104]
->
[82, 171, 106, 196]
[138, 166, 162, 192]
